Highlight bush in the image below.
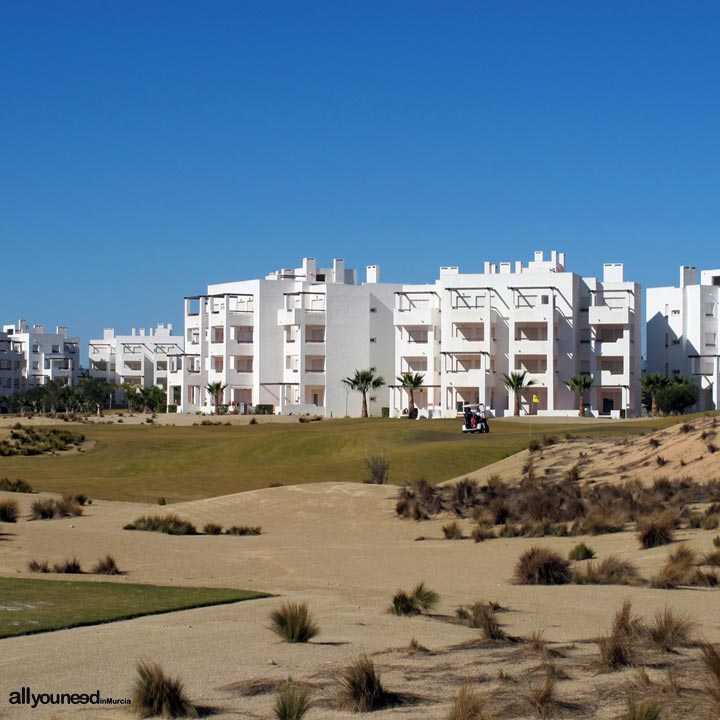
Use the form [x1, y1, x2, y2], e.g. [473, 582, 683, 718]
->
[513, 547, 571, 585]
[456, 601, 506, 641]
[598, 601, 644, 669]
[268, 602, 319, 643]
[30, 498, 58, 520]
[701, 643, 720, 708]
[123, 514, 197, 535]
[27, 559, 50, 573]
[364, 452, 390, 484]
[528, 439, 542, 452]
[54, 495, 84, 517]
[648, 606, 695, 651]
[92, 555, 121, 575]
[471, 525, 495, 542]
[442, 521, 464, 540]
[203, 523, 223, 535]
[638, 515, 674, 549]
[338, 655, 389, 712]
[568, 542, 595, 561]
[131, 661, 199, 719]
[573, 556, 643, 586]
[650, 545, 697, 588]
[52, 558, 83, 574]
[274, 680, 311, 720]
[0, 499, 19, 523]
[390, 581, 439, 616]
[447, 685, 489, 720]
[626, 697, 662, 720]
[0, 477, 33, 493]
[525, 676, 557, 719]
[255, 404, 274, 415]
[225, 525, 261, 536]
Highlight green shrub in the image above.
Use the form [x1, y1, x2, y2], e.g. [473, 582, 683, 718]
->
[123, 514, 197, 535]
[268, 602, 319, 643]
[390, 582, 439, 616]
[364, 451, 390, 484]
[131, 661, 199, 719]
[568, 542, 595, 561]
[0, 499, 19, 523]
[255, 404, 274, 415]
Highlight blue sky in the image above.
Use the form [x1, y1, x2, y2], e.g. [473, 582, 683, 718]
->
[1, 1, 718, 354]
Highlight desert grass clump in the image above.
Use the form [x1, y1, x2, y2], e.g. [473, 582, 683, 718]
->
[0, 499, 19, 523]
[650, 545, 697, 588]
[573, 556, 643, 586]
[456, 601, 506, 641]
[268, 602, 319, 643]
[364, 451, 390, 484]
[92, 554, 121, 575]
[700, 550, 720, 567]
[391, 581, 439, 616]
[274, 680, 311, 720]
[526, 676, 557, 719]
[701, 643, 720, 708]
[225, 525, 261, 535]
[0, 477, 33, 493]
[513, 547, 571, 585]
[29, 498, 57, 520]
[52, 558, 83, 574]
[338, 655, 390, 712]
[626, 696, 662, 720]
[598, 601, 644, 669]
[446, 684, 489, 720]
[471, 524, 495, 542]
[131, 661, 199, 719]
[714, 536, 720, 549]
[27, 559, 50, 573]
[54, 494, 85, 517]
[572, 508, 627, 536]
[123, 514, 197, 535]
[568, 542, 595, 561]
[442, 521, 464, 540]
[638, 515, 674, 549]
[648, 606, 695, 651]
[203, 522, 223, 535]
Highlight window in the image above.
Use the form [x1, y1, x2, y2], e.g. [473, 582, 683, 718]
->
[671, 310, 680, 316]
[541, 295, 549, 305]
[706, 333, 717, 347]
[370, 307, 378, 313]
[370, 337, 377, 343]
[706, 302, 715, 317]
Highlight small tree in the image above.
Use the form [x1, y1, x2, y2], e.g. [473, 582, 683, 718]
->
[640, 372, 669, 416]
[396, 372, 424, 417]
[565, 374, 593, 417]
[656, 377, 699, 415]
[342, 370, 385, 418]
[206, 381, 227, 413]
[121, 382, 143, 413]
[502, 371, 536, 416]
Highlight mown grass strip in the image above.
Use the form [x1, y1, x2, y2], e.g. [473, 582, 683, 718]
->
[0, 577, 269, 639]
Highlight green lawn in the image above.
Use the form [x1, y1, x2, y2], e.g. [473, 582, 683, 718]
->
[0, 416, 685, 503]
[0, 577, 269, 639]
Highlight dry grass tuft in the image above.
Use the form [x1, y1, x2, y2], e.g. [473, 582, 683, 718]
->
[91, 554, 121, 575]
[338, 655, 390, 712]
[225, 525, 262, 536]
[442, 521, 464, 540]
[514, 547, 571, 585]
[626, 696, 662, 720]
[637, 515, 674, 549]
[274, 680, 311, 720]
[573, 556, 643, 586]
[131, 661, 199, 718]
[456, 601, 506, 641]
[446, 685, 490, 720]
[202, 522, 223, 535]
[648, 606, 695, 651]
[391, 582, 439, 616]
[701, 643, 720, 708]
[52, 558, 83, 574]
[27, 559, 50, 573]
[123, 514, 197, 535]
[525, 675, 557, 719]
[268, 602, 319, 643]
[598, 601, 644, 669]
[568, 542, 595, 561]
[0, 499, 19, 523]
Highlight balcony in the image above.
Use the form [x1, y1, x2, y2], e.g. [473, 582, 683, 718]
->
[589, 305, 630, 325]
[513, 339, 550, 356]
[446, 367, 486, 386]
[597, 369, 628, 386]
[513, 306, 553, 324]
[596, 338, 627, 355]
[277, 308, 326, 326]
[393, 305, 440, 328]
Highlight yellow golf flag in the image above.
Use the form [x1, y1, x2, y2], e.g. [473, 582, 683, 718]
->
[532, 394, 539, 403]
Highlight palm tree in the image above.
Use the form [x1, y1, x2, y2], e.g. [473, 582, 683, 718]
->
[206, 381, 227, 413]
[397, 372, 425, 417]
[640, 372, 669, 416]
[502, 371, 536, 417]
[565, 374, 594, 417]
[342, 369, 385, 418]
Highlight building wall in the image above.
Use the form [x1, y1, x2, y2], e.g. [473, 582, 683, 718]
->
[647, 266, 720, 410]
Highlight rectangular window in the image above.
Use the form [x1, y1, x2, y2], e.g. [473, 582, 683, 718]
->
[706, 333, 717, 347]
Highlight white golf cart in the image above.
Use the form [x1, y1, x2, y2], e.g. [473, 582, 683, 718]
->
[461, 403, 490, 434]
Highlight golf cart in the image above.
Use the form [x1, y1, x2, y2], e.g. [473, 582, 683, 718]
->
[461, 403, 490, 434]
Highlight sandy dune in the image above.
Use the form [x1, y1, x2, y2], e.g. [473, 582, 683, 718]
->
[1, 418, 720, 718]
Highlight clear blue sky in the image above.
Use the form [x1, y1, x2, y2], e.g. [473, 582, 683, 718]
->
[1, 1, 718, 356]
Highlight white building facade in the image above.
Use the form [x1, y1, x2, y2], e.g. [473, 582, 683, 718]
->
[168, 259, 400, 416]
[88, 324, 183, 392]
[0, 320, 80, 393]
[646, 265, 720, 411]
[391, 251, 642, 418]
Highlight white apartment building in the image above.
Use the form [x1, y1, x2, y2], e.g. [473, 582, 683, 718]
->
[0, 320, 80, 393]
[88, 324, 183, 391]
[391, 251, 642, 418]
[168, 258, 400, 416]
[646, 265, 720, 410]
